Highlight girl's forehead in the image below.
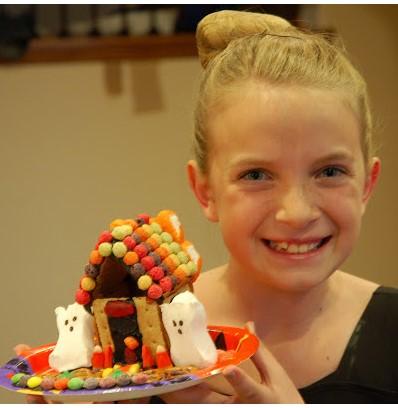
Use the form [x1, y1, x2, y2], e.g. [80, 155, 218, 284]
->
[207, 83, 363, 164]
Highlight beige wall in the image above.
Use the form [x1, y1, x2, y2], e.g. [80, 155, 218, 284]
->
[0, 5, 397, 403]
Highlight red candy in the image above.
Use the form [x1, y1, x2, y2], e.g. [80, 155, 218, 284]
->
[148, 266, 164, 281]
[147, 284, 163, 300]
[97, 231, 113, 244]
[137, 213, 150, 224]
[141, 256, 155, 271]
[134, 243, 148, 258]
[159, 276, 173, 293]
[75, 288, 91, 305]
[123, 236, 137, 250]
[104, 300, 135, 317]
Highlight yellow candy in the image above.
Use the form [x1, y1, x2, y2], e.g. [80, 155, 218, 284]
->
[27, 376, 42, 389]
[98, 242, 113, 257]
[128, 363, 141, 375]
[112, 225, 132, 240]
[81, 276, 96, 291]
[102, 368, 114, 378]
[138, 275, 152, 290]
[113, 364, 122, 369]
[112, 242, 127, 258]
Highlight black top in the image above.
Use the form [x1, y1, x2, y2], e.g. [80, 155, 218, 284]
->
[151, 286, 398, 404]
[299, 286, 398, 403]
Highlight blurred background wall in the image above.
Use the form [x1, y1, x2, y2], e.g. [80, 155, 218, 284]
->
[0, 4, 397, 402]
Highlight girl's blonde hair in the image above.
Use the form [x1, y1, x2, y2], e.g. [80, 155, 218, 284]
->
[194, 10, 373, 173]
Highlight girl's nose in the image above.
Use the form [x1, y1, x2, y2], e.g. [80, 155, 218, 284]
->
[275, 186, 320, 228]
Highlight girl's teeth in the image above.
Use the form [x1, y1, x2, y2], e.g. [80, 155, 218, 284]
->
[270, 241, 320, 254]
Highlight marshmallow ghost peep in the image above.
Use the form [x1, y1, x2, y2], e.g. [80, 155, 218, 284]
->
[161, 291, 217, 368]
[49, 302, 94, 372]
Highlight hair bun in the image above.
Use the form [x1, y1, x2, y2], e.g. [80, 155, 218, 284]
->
[196, 10, 293, 68]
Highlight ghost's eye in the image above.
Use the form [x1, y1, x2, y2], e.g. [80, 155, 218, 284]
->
[64, 320, 68, 326]
[173, 320, 177, 327]
[73, 316, 77, 321]
[179, 320, 183, 326]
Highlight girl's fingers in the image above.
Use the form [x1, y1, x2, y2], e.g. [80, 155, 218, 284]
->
[223, 364, 268, 403]
[14, 344, 31, 356]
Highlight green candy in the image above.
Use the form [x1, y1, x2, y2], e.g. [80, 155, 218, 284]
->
[11, 373, 25, 385]
[111, 369, 123, 378]
[150, 222, 162, 234]
[177, 251, 189, 264]
[187, 261, 197, 274]
[169, 242, 181, 254]
[68, 377, 84, 390]
[112, 241, 127, 258]
[98, 242, 113, 257]
[160, 232, 173, 244]
[58, 371, 72, 379]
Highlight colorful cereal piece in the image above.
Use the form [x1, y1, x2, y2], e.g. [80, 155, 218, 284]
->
[75, 288, 91, 305]
[80, 276, 96, 291]
[123, 236, 137, 250]
[169, 242, 181, 254]
[156, 210, 184, 243]
[177, 251, 189, 264]
[159, 276, 173, 293]
[134, 243, 148, 258]
[160, 231, 173, 244]
[130, 263, 145, 280]
[112, 224, 133, 240]
[148, 266, 164, 281]
[89, 249, 103, 265]
[136, 213, 150, 225]
[147, 284, 163, 300]
[142, 224, 153, 237]
[112, 242, 127, 258]
[124, 251, 139, 266]
[141, 255, 155, 271]
[150, 222, 162, 234]
[97, 230, 113, 244]
[155, 245, 170, 260]
[148, 251, 161, 266]
[137, 275, 152, 290]
[84, 263, 99, 278]
[109, 218, 125, 229]
[132, 372, 149, 385]
[98, 242, 113, 257]
[102, 367, 114, 378]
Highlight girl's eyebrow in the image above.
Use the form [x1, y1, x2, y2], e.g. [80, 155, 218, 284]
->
[312, 151, 355, 167]
[228, 151, 355, 169]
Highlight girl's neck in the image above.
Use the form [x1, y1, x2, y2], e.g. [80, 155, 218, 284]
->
[224, 260, 341, 340]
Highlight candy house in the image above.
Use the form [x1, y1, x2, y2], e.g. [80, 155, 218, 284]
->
[48, 210, 215, 374]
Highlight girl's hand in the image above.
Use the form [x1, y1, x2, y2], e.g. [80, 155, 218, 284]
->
[163, 322, 304, 404]
[222, 321, 304, 403]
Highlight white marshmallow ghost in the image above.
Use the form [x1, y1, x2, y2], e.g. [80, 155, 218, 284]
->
[160, 291, 217, 368]
[49, 302, 94, 372]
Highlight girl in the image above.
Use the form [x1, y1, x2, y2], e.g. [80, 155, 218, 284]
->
[161, 9, 398, 404]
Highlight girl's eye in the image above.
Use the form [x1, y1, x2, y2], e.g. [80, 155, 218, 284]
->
[318, 166, 346, 178]
[241, 169, 269, 181]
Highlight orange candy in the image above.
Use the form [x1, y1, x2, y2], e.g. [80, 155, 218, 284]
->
[109, 218, 125, 230]
[163, 255, 178, 272]
[124, 336, 139, 350]
[173, 267, 187, 284]
[89, 250, 103, 265]
[156, 210, 184, 243]
[54, 378, 69, 390]
[135, 226, 150, 241]
[155, 246, 169, 260]
[123, 251, 139, 266]
[123, 219, 138, 230]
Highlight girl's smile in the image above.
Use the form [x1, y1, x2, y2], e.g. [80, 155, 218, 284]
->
[191, 82, 379, 291]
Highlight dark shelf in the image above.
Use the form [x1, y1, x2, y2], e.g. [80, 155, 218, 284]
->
[0, 33, 198, 64]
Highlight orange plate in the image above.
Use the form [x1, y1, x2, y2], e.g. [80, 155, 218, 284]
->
[0, 326, 259, 403]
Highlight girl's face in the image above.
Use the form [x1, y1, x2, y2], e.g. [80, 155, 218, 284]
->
[190, 82, 380, 291]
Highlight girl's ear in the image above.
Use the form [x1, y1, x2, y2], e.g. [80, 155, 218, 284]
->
[187, 160, 219, 222]
[361, 157, 381, 214]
